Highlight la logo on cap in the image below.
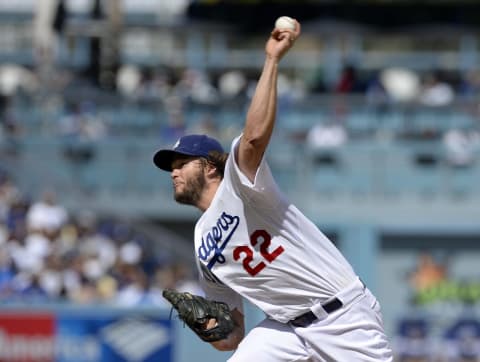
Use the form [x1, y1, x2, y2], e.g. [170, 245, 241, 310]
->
[173, 139, 180, 149]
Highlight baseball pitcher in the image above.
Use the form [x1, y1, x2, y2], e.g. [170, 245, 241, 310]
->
[155, 18, 394, 362]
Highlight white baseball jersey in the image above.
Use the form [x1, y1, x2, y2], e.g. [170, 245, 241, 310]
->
[194, 135, 357, 323]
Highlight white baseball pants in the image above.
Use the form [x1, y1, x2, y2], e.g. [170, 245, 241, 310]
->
[227, 279, 393, 362]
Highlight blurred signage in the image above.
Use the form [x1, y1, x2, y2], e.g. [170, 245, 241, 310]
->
[0, 312, 55, 362]
[379, 242, 480, 361]
[56, 315, 172, 362]
[0, 311, 172, 362]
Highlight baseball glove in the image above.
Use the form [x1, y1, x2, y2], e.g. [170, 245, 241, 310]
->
[162, 289, 235, 342]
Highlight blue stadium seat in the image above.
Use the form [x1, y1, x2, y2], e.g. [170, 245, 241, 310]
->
[382, 144, 444, 197]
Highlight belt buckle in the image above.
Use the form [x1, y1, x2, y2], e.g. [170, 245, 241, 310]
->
[291, 297, 344, 327]
[322, 297, 343, 313]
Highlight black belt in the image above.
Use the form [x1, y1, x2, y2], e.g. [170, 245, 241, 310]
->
[290, 298, 343, 327]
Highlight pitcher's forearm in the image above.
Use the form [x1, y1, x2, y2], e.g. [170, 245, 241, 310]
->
[210, 309, 245, 351]
[210, 324, 245, 351]
[243, 56, 279, 148]
[238, 56, 279, 181]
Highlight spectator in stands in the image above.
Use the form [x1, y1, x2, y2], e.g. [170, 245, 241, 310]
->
[380, 67, 421, 103]
[22, 227, 51, 271]
[160, 95, 187, 143]
[115, 264, 150, 306]
[217, 70, 248, 100]
[458, 69, 480, 100]
[418, 70, 455, 107]
[408, 252, 447, 292]
[26, 190, 68, 237]
[149, 264, 178, 297]
[11, 271, 50, 303]
[136, 67, 166, 101]
[187, 113, 222, 143]
[306, 118, 348, 150]
[147, 263, 203, 307]
[173, 68, 219, 105]
[37, 254, 65, 299]
[58, 102, 101, 168]
[0, 172, 20, 223]
[0, 245, 14, 298]
[0, 168, 202, 306]
[0, 95, 23, 155]
[335, 64, 364, 93]
[96, 274, 118, 302]
[365, 73, 391, 112]
[169, 262, 203, 295]
[443, 127, 477, 168]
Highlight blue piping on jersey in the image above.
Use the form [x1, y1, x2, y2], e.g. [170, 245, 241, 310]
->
[197, 211, 240, 269]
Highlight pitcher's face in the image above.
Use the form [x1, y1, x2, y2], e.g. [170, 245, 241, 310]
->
[170, 156, 206, 206]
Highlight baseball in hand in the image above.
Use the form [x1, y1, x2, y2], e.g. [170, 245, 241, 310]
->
[275, 16, 296, 30]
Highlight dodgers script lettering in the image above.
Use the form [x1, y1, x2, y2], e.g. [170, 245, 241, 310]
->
[197, 212, 240, 269]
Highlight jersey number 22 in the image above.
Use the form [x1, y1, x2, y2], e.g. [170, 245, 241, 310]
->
[233, 229, 284, 276]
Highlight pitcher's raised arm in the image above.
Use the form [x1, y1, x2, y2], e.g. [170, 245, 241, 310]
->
[237, 19, 301, 182]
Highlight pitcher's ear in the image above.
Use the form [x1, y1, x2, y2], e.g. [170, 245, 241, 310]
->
[205, 161, 218, 177]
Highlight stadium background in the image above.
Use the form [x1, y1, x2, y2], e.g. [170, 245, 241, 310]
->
[0, 0, 479, 361]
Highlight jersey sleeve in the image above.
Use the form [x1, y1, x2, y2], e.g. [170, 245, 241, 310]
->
[224, 135, 284, 209]
[198, 272, 244, 314]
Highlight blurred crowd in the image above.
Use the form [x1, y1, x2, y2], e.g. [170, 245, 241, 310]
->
[2, 59, 480, 140]
[2, 61, 479, 146]
[0, 170, 202, 306]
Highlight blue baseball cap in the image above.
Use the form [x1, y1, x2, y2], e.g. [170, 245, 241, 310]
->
[153, 134, 225, 171]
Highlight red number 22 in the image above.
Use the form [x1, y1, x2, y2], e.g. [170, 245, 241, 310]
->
[233, 230, 284, 276]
